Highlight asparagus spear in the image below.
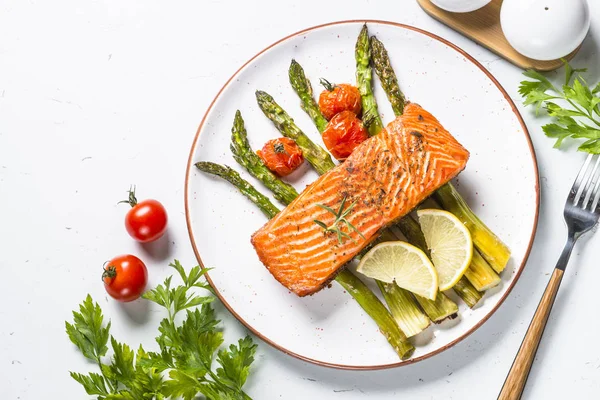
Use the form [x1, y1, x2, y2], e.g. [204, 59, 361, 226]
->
[230, 112, 429, 336]
[369, 34, 510, 274]
[334, 269, 413, 359]
[288, 60, 328, 133]
[414, 293, 458, 323]
[230, 110, 298, 205]
[195, 162, 280, 218]
[355, 24, 384, 136]
[452, 278, 482, 309]
[369, 36, 406, 116]
[255, 90, 335, 175]
[196, 161, 414, 359]
[377, 280, 431, 337]
[434, 183, 511, 273]
[464, 248, 501, 291]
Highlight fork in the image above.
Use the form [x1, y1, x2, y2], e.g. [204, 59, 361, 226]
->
[498, 154, 600, 400]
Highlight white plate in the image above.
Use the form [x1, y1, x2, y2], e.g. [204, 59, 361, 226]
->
[185, 20, 539, 369]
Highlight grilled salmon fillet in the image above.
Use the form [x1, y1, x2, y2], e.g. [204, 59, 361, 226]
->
[251, 103, 470, 296]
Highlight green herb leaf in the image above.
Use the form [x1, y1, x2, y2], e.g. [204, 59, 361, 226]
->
[172, 285, 213, 316]
[545, 102, 586, 118]
[563, 59, 587, 86]
[171, 259, 189, 286]
[578, 139, 600, 154]
[109, 337, 136, 386]
[157, 318, 180, 349]
[313, 219, 328, 229]
[66, 295, 110, 362]
[542, 123, 572, 148]
[519, 69, 556, 95]
[316, 204, 338, 215]
[70, 372, 110, 396]
[138, 349, 174, 373]
[129, 346, 166, 397]
[186, 265, 213, 291]
[565, 78, 593, 112]
[162, 370, 204, 400]
[216, 336, 258, 391]
[105, 391, 137, 400]
[520, 61, 600, 154]
[178, 306, 223, 372]
[522, 90, 559, 114]
[142, 276, 173, 309]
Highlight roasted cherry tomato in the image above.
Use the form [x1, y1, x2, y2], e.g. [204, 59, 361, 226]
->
[102, 254, 148, 302]
[120, 187, 168, 243]
[322, 111, 369, 160]
[318, 79, 362, 120]
[256, 137, 304, 177]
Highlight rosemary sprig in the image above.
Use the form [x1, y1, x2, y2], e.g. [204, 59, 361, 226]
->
[314, 195, 365, 244]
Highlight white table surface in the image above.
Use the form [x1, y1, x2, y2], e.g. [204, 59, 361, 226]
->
[1, 1, 599, 399]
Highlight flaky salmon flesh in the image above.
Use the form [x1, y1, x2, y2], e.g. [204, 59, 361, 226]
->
[251, 103, 470, 296]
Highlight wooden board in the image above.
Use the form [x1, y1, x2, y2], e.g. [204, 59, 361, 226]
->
[417, 0, 579, 71]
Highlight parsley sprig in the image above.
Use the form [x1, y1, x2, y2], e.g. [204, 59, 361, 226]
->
[66, 260, 257, 400]
[314, 195, 365, 244]
[519, 60, 600, 153]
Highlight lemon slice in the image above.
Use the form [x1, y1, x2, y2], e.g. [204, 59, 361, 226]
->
[416, 209, 473, 291]
[356, 241, 438, 300]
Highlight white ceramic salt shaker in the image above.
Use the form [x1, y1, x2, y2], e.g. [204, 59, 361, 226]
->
[500, 0, 590, 61]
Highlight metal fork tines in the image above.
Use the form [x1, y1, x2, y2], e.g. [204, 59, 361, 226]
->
[559, 154, 600, 271]
[569, 154, 600, 212]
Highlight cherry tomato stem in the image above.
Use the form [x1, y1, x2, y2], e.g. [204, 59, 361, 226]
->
[118, 185, 138, 207]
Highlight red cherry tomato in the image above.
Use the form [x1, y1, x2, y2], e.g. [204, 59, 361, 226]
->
[120, 187, 168, 243]
[318, 79, 362, 120]
[102, 254, 148, 302]
[322, 111, 369, 160]
[256, 138, 304, 177]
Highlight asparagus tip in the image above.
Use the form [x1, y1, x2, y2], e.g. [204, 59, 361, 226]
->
[255, 90, 269, 99]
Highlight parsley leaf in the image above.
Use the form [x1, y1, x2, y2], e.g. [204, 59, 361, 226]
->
[520, 60, 600, 154]
[108, 337, 136, 386]
[172, 307, 222, 376]
[216, 336, 258, 391]
[70, 372, 110, 397]
[65, 294, 110, 363]
[162, 370, 205, 400]
[143, 260, 214, 321]
[563, 60, 587, 86]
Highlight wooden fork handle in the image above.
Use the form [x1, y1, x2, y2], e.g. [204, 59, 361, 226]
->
[498, 268, 564, 400]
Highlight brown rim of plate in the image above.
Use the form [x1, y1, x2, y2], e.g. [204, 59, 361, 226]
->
[184, 19, 540, 371]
